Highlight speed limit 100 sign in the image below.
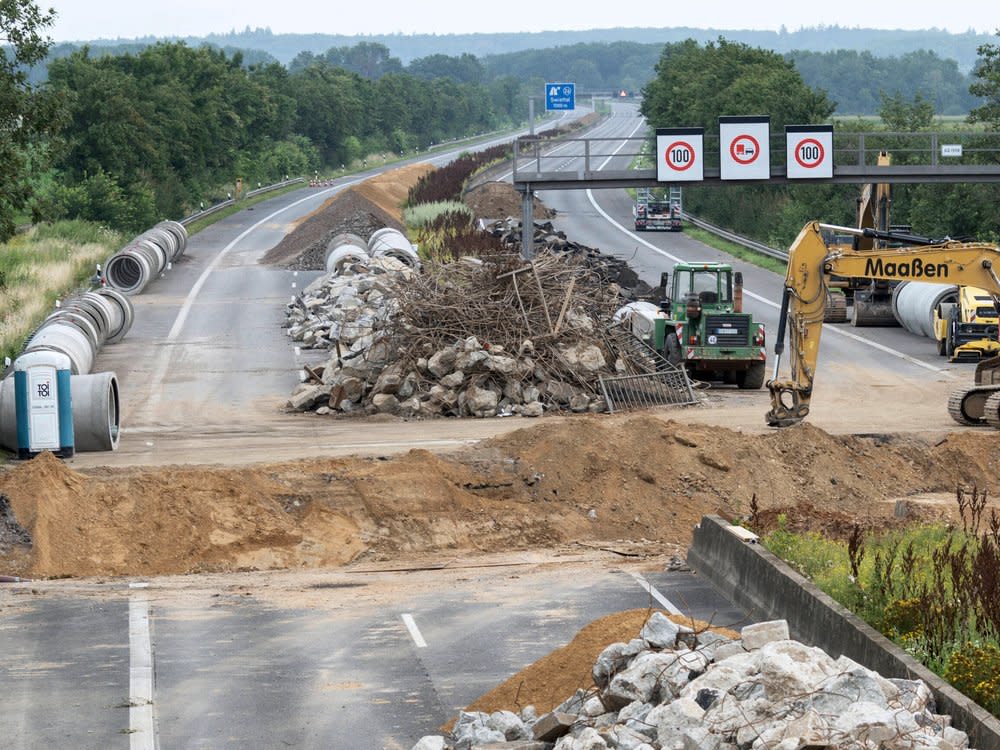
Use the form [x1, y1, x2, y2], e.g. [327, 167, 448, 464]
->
[786, 125, 833, 179]
[656, 127, 704, 182]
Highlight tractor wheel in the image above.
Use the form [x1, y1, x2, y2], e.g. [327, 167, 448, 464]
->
[737, 361, 767, 390]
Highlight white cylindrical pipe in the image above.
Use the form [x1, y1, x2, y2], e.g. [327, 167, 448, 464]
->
[25, 320, 96, 375]
[104, 248, 153, 295]
[95, 288, 134, 343]
[138, 227, 178, 266]
[325, 245, 370, 274]
[70, 372, 120, 452]
[891, 281, 959, 339]
[156, 220, 188, 261]
[368, 228, 418, 267]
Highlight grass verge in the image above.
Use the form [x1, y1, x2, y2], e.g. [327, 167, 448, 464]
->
[683, 226, 788, 275]
[184, 183, 307, 236]
[0, 221, 123, 364]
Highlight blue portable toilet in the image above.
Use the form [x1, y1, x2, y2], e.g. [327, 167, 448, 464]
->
[13, 351, 74, 459]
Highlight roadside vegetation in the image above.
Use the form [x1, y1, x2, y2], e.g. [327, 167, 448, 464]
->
[0, 221, 122, 363]
[754, 489, 1000, 717]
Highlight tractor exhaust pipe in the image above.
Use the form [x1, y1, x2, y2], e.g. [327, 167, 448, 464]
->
[734, 271, 744, 313]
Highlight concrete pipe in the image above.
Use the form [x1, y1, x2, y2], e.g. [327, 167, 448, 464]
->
[0, 372, 120, 452]
[24, 320, 95, 375]
[44, 305, 105, 353]
[94, 288, 134, 343]
[138, 227, 179, 264]
[70, 371, 120, 451]
[156, 220, 188, 261]
[104, 236, 168, 295]
[324, 233, 369, 274]
[368, 228, 419, 267]
[891, 281, 959, 339]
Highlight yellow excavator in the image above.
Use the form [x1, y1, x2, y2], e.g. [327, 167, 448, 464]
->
[825, 151, 903, 326]
[766, 221, 1000, 428]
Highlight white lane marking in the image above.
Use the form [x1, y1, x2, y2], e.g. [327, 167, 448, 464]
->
[584, 189, 952, 377]
[496, 113, 626, 181]
[630, 572, 682, 615]
[128, 592, 156, 749]
[401, 613, 428, 648]
[167, 183, 356, 342]
[594, 117, 648, 170]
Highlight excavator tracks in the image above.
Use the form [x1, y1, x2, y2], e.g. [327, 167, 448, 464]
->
[947, 385, 1000, 426]
[985, 391, 1000, 430]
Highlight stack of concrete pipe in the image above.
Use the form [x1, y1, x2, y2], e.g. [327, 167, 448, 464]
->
[104, 220, 188, 295]
[891, 281, 959, 339]
[322, 228, 420, 275]
[22, 288, 134, 375]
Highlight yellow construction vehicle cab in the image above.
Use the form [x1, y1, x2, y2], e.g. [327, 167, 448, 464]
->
[933, 285, 1000, 361]
[766, 221, 1000, 428]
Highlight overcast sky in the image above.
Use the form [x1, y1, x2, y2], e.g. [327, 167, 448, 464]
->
[42, 1, 999, 41]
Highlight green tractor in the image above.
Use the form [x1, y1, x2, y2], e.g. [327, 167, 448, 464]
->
[620, 262, 767, 388]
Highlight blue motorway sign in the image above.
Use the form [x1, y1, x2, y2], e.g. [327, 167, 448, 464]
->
[545, 82, 575, 111]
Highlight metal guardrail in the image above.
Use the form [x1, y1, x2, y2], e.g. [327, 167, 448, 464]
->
[179, 178, 305, 226]
[682, 213, 789, 262]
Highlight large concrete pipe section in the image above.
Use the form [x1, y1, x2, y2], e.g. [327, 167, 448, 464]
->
[325, 233, 369, 274]
[104, 236, 167, 295]
[891, 281, 959, 339]
[367, 228, 419, 267]
[94, 288, 134, 343]
[0, 371, 120, 452]
[155, 220, 188, 261]
[24, 320, 95, 375]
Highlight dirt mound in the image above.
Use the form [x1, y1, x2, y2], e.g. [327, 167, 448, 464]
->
[450, 609, 739, 724]
[261, 163, 432, 269]
[464, 181, 553, 222]
[0, 452, 362, 577]
[2, 418, 998, 579]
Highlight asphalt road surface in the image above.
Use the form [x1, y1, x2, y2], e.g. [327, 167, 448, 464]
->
[0, 552, 754, 748]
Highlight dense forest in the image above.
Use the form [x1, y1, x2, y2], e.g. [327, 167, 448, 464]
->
[34, 39, 983, 116]
[27, 43, 529, 234]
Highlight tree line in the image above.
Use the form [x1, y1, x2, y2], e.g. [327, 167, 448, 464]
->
[12, 39, 529, 237]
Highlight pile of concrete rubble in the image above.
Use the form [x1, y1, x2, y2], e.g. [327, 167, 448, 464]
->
[483, 219, 660, 302]
[285, 248, 648, 417]
[412, 614, 974, 750]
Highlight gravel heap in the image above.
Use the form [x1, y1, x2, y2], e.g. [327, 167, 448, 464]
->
[413, 614, 975, 750]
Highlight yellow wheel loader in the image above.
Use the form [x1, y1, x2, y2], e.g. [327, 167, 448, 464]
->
[766, 221, 1000, 429]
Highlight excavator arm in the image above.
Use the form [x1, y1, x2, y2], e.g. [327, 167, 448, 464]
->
[766, 221, 1000, 427]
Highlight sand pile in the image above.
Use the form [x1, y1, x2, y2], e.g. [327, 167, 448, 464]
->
[261, 162, 432, 268]
[1, 417, 998, 578]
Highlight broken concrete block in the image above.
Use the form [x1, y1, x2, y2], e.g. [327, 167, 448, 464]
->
[641, 612, 686, 649]
[410, 737, 447, 750]
[532, 711, 576, 741]
[740, 620, 789, 650]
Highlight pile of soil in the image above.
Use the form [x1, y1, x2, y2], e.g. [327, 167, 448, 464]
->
[449, 609, 739, 724]
[261, 163, 432, 269]
[463, 182, 554, 222]
[2, 417, 998, 579]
